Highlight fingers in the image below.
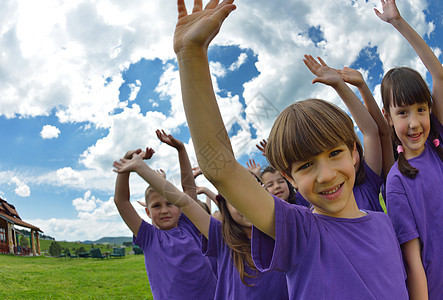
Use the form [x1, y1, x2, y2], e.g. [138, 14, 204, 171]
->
[205, 0, 220, 10]
[192, 0, 203, 13]
[177, 0, 188, 19]
[211, 1, 236, 22]
[317, 56, 328, 67]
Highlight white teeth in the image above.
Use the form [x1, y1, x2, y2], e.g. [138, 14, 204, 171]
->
[321, 184, 341, 195]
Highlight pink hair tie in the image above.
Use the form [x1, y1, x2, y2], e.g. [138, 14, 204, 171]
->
[433, 139, 440, 147]
[397, 145, 404, 154]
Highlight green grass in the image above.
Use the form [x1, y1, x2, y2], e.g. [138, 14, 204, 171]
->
[0, 254, 152, 299]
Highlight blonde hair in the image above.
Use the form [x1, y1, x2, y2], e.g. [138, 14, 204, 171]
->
[266, 99, 357, 176]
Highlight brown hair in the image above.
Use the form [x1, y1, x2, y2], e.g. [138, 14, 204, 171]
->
[266, 99, 358, 177]
[216, 195, 258, 286]
[381, 67, 443, 178]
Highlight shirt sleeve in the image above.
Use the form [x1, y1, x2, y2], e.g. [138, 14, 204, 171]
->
[251, 195, 311, 273]
[386, 176, 419, 245]
[133, 220, 154, 251]
[354, 161, 384, 211]
[201, 217, 223, 258]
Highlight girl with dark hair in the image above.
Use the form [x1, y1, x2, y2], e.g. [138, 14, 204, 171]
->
[376, 0, 443, 298]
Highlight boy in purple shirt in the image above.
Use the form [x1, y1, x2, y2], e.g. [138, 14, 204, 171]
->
[114, 147, 216, 299]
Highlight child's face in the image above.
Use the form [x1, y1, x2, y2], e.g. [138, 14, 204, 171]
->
[386, 102, 430, 159]
[287, 144, 357, 218]
[146, 191, 180, 230]
[226, 202, 252, 229]
[261, 171, 290, 201]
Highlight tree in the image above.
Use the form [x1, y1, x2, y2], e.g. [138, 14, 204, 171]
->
[75, 246, 86, 254]
[49, 242, 61, 257]
[20, 236, 30, 247]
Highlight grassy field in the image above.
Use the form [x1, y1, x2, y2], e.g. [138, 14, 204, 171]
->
[0, 254, 152, 299]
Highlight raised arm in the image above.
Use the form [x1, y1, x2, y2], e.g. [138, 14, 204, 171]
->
[114, 148, 154, 237]
[303, 55, 382, 176]
[156, 129, 197, 200]
[174, 0, 275, 237]
[246, 158, 261, 179]
[339, 67, 395, 177]
[375, 0, 443, 122]
[113, 152, 211, 238]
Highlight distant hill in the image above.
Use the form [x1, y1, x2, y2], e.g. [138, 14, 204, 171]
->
[82, 236, 133, 245]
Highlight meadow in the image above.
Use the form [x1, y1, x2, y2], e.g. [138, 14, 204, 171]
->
[0, 254, 153, 299]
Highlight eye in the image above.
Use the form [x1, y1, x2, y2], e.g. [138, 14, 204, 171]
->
[298, 162, 312, 171]
[397, 110, 407, 116]
[330, 149, 342, 157]
[418, 106, 428, 113]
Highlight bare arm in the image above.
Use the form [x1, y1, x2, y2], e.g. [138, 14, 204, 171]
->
[174, 0, 275, 238]
[156, 129, 197, 200]
[114, 149, 149, 237]
[304, 55, 383, 176]
[340, 67, 395, 177]
[375, 0, 443, 122]
[401, 238, 429, 300]
[113, 152, 211, 238]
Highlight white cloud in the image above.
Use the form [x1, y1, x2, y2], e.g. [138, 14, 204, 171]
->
[128, 80, 141, 101]
[229, 53, 248, 71]
[9, 176, 30, 197]
[40, 125, 61, 139]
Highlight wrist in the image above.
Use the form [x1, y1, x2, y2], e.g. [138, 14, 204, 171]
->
[390, 16, 404, 28]
[176, 46, 208, 63]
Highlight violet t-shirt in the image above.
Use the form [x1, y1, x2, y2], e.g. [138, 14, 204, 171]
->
[252, 195, 408, 299]
[296, 161, 383, 211]
[386, 117, 443, 299]
[202, 217, 289, 300]
[134, 214, 216, 299]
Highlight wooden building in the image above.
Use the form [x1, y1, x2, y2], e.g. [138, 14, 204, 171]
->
[0, 197, 42, 256]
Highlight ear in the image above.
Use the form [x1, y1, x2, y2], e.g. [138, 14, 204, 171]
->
[281, 171, 297, 189]
[382, 108, 393, 126]
[145, 208, 152, 219]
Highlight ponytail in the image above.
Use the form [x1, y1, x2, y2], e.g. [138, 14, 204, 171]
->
[429, 119, 443, 163]
[396, 145, 418, 178]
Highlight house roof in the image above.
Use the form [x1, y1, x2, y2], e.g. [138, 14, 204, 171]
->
[0, 198, 42, 232]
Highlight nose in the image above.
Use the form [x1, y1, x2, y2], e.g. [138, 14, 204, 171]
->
[409, 113, 420, 129]
[316, 159, 336, 184]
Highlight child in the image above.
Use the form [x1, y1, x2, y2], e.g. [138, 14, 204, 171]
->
[303, 55, 386, 212]
[113, 147, 217, 299]
[376, 0, 443, 298]
[114, 151, 289, 299]
[173, 0, 408, 298]
[260, 165, 310, 207]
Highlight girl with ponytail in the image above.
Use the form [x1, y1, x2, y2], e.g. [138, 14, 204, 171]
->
[377, 0, 443, 298]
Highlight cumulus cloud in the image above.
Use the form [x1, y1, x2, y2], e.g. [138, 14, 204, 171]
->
[1, 0, 438, 240]
[40, 125, 61, 139]
[9, 176, 30, 197]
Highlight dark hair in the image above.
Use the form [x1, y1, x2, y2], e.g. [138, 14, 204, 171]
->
[216, 195, 257, 286]
[266, 99, 358, 176]
[381, 67, 443, 178]
[260, 166, 298, 204]
[354, 139, 366, 185]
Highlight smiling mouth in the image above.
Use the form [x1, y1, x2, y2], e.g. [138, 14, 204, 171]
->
[320, 183, 343, 195]
[408, 132, 422, 140]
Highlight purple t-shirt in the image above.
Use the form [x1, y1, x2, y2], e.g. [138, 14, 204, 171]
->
[386, 117, 443, 298]
[252, 195, 408, 299]
[296, 161, 384, 211]
[134, 214, 216, 299]
[202, 217, 289, 300]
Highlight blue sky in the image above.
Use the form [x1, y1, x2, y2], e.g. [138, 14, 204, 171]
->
[0, 0, 441, 241]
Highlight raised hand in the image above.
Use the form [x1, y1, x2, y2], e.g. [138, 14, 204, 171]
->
[193, 166, 203, 178]
[123, 147, 154, 160]
[256, 139, 267, 156]
[303, 55, 342, 87]
[155, 169, 166, 179]
[156, 129, 184, 150]
[113, 152, 145, 174]
[174, 0, 236, 55]
[374, 0, 401, 24]
[246, 159, 261, 178]
[337, 67, 365, 87]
